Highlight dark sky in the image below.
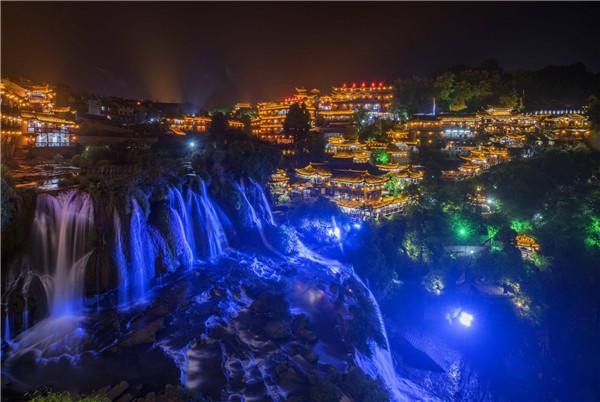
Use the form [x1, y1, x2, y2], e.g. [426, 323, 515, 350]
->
[2, 2, 600, 108]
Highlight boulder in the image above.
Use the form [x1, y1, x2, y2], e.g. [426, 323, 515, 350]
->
[119, 319, 164, 347]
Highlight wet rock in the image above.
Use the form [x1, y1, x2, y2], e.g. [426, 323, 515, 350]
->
[250, 292, 289, 317]
[94, 385, 111, 396]
[106, 381, 129, 400]
[264, 320, 290, 340]
[115, 393, 132, 402]
[303, 350, 319, 364]
[206, 323, 227, 339]
[147, 304, 169, 319]
[141, 392, 156, 402]
[119, 319, 164, 347]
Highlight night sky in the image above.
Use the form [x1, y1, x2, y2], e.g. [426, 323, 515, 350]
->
[2, 2, 600, 107]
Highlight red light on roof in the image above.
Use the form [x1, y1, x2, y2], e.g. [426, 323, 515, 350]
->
[371, 82, 375, 87]
[352, 83, 356, 88]
[342, 83, 347, 88]
[361, 82, 366, 87]
[379, 82, 384, 86]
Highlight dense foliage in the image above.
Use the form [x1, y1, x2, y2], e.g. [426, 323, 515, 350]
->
[344, 146, 600, 399]
[393, 61, 600, 116]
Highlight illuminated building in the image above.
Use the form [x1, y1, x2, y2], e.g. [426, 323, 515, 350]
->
[1, 78, 78, 154]
[293, 163, 406, 218]
[228, 119, 245, 130]
[442, 145, 509, 180]
[252, 87, 319, 144]
[329, 82, 394, 117]
[1, 79, 26, 157]
[515, 234, 541, 260]
[537, 111, 591, 141]
[166, 115, 246, 135]
[479, 106, 538, 136]
[318, 82, 395, 136]
[22, 111, 78, 148]
[268, 169, 291, 205]
[438, 114, 479, 139]
[295, 163, 389, 201]
[385, 166, 424, 186]
[231, 102, 253, 115]
[167, 115, 212, 135]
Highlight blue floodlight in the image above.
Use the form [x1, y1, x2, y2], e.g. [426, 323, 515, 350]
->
[458, 311, 474, 327]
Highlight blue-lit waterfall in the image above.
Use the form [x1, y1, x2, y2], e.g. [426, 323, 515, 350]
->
[114, 178, 229, 307]
[31, 191, 95, 318]
[4, 191, 94, 359]
[3, 178, 427, 401]
[234, 179, 425, 401]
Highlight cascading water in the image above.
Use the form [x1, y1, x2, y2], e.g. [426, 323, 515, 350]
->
[240, 179, 427, 401]
[32, 191, 95, 318]
[114, 179, 230, 307]
[5, 190, 94, 358]
[129, 198, 157, 303]
[167, 187, 194, 266]
[113, 196, 161, 308]
[235, 179, 263, 230]
[169, 179, 228, 261]
[113, 211, 129, 306]
[196, 179, 228, 259]
[352, 275, 432, 401]
[3, 177, 431, 401]
[247, 177, 275, 226]
[4, 314, 10, 343]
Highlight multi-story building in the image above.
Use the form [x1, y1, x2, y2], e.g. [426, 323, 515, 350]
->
[1, 78, 78, 156]
[166, 115, 245, 135]
[438, 113, 479, 139]
[479, 106, 538, 136]
[318, 82, 395, 136]
[252, 87, 319, 144]
[167, 115, 212, 135]
[292, 162, 409, 219]
[442, 145, 510, 180]
[535, 111, 591, 141]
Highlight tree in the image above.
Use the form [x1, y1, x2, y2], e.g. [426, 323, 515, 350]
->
[370, 149, 389, 165]
[283, 102, 311, 138]
[210, 112, 228, 134]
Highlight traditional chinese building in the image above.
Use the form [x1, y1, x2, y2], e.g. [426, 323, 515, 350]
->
[252, 87, 319, 144]
[318, 82, 395, 136]
[167, 115, 212, 135]
[166, 115, 245, 135]
[1, 78, 78, 156]
[479, 106, 538, 136]
[268, 169, 291, 205]
[515, 234, 541, 260]
[538, 112, 590, 141]
[442, 145, 509, 180]
[292, 162, 407, 218]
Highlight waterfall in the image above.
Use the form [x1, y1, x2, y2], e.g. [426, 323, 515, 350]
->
[113, 179, 230, 307]
[247, 177, 275, 226]
[167, 187, 194, 266]
[4, 314, 10, 343]
[352, 274, 432, 401]
[126, 198, 157, 304]
[4, 191, 94, 359]
[168, 179, 228, 262]
[196, 179, 228, 260]
[235, 179, 263, 230]
[113, 211, 129, 306]
[32, 191, 95, 318]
